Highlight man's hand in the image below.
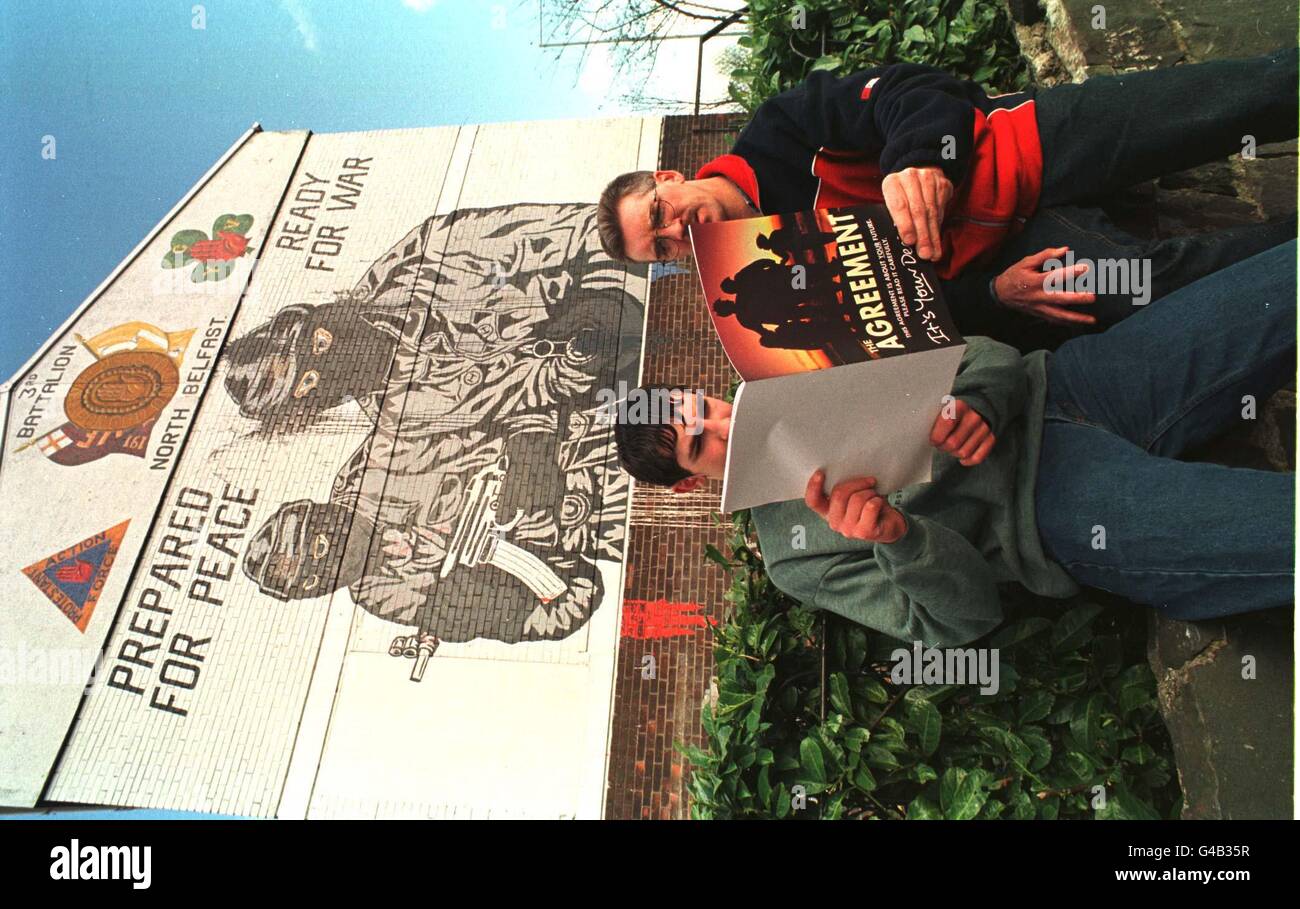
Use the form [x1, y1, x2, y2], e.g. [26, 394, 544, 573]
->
[993, 246, 1098, 325]
[805, 471, 908, 544]
[931, 398, 996, 466]
[882, 166, 953, 262]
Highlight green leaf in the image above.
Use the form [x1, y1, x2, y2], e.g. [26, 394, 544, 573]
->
[908, 763, 938, 784]
[905, 683, 960, 705]
[864, 744, 903, 771]
[775, 784, 791, 818]
[1051, 604, 1104, 653]
[678, 745, 710, 766]
[1017, 689, 1055, 724]
[1064, 750, 1095, 782]
[987, 616, 1050, 650]
[829, 672, 854, 717]
[907, 795, 942, 820]
[981, 727, 1033, 768]
[1142, 762, 1172, 790]
[980, 798, 1007, 820]
[842, 727, 871, 752]
[853, 763, 878, 792]
[1069, 693, 1105, 754]
[903, 24, 928, 44]
[1121, 743, 1155, 766]
[1038, 795, 1060, 820]
[799, 737, 828, 787]
[1119, 683, 1152, 715]
[942, 768, 990, 820]
[716, 688, 756, 715]
[813, 726, 846, 778]
[1114, 663, 1152, 689]
[877, 716, 907, 741]
[908, 698, 942, 756]
[1055, 668, 1090, 693]
[810, 55, 843, 73]
[855, 676, 890, 704]
[1008, 787, 1036, 820]
[824, 791, 847, 820]
[1045, 696, 1077, 724]
[703, 544, 732, 569]
[939, 767, 963, 814]
[1096, 781, 1161, 820]
[968, 709, 1010, 733]
[1019, 727, 1053, 771]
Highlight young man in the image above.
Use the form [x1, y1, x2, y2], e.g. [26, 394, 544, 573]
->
[598, 49, 1298, 351]
[613, 241, 1296, 647]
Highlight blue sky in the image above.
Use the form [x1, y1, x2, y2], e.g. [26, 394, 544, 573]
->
[0, 0, 726, 384]
[0, 0, 736, 821]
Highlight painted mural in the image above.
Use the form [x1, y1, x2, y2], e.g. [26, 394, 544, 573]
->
[16, 322, 194, 466]
[21, 520, 131, 633]
[0, 126, 312, 813]
[5, 121, 657, 818]
[163, 213, 255, 282]
[222, 204, 636, 680]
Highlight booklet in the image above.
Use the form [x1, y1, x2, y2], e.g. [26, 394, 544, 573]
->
[688, 204, 967, 513]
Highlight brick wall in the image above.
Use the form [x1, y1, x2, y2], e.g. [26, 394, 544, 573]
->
[605, 112, 750, 820]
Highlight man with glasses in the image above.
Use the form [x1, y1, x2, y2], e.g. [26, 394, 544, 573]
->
[597, 49, 1298, 352]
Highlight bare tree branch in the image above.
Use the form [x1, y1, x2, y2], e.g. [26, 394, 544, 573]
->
[536, 0, 749, 107]
[649, 0, 730, 22]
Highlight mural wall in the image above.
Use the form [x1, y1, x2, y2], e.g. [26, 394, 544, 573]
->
[1, 118, 660, 818]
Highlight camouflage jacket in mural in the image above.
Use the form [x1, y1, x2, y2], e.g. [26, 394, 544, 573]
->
[331, 405, 627, 643]
[351, 204, 632, 435]
[232, 203, 639, 645]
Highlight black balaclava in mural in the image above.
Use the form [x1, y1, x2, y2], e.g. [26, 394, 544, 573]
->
[222, 301, 399, 419]
[243, 499, 377, 601]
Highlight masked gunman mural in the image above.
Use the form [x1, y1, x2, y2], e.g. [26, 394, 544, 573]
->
[224, 203, 641, 680]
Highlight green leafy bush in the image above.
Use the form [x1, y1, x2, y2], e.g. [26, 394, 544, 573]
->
[678, 511, 1181, 820]
[728, 0, 1033, 114]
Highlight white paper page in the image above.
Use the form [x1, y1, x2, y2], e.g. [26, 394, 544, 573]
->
[720, 344, 968, 512]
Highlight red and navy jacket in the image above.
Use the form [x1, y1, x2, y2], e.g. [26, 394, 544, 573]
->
[696, 64, 1044, 305]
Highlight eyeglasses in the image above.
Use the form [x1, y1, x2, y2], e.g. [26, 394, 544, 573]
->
[650, 187, 679, 262]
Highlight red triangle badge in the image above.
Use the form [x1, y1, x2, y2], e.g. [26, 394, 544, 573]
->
[22, 520, 130, 632]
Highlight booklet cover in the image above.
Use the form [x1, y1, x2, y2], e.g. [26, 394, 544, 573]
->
[688, 204, 968, 512]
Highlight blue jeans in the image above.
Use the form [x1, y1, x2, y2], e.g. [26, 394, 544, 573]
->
[1034, 47, 1298, 207]
[1034, 240, 1296, 620]
[951, 48, 1300, 352]
[953, 208, 1298, 352]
